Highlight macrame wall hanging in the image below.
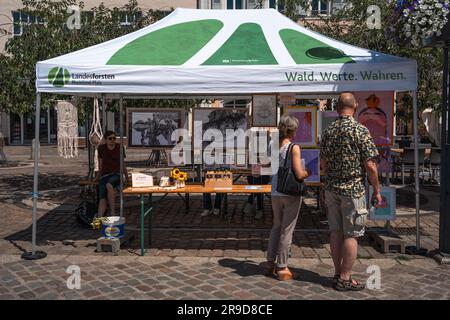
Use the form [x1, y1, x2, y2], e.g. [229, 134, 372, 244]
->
[56, 100, 79, 159]
[89, 98, 103, 172]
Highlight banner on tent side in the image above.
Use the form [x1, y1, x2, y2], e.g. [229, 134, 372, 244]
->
[36, 64, 418, 94]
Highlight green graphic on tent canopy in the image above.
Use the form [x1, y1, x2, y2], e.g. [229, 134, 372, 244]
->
[202, 23, 278, 65]
[107, 20, 224, 65]
[280, 29, 354, 64]
[48, 67, 70, 87]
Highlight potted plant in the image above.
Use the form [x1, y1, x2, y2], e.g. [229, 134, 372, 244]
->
[387, 0, 449, 47]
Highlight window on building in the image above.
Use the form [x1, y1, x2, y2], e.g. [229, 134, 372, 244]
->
[227, 0, 244, 9]
[296, 0, 344, 17]
[332, 0, 346, 13]
[246, 0, 259, 9]
[12, 11, 43, 36]
[311, 0, 330, 15]
[119, 12, 143, 26]
[223, 99, 249, 108]
[211, 0, 222, 9]
[204, 0, 271, 10]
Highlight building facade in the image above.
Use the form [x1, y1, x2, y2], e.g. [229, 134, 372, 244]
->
[0, 0, 197, 145]
[0, 0, 344, 145]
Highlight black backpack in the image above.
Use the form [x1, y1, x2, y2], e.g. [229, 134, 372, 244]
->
[76, 201, 97, 226]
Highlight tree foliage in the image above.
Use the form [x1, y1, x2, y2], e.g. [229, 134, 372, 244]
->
[0, 0, 172, 116]
[283, 0, 443, 114]
[0, 0, 443, 119]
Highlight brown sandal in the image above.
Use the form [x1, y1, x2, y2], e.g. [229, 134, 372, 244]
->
[334, 277, 365, 291]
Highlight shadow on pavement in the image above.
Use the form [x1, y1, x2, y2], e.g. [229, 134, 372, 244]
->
[218, 258, 333, 288]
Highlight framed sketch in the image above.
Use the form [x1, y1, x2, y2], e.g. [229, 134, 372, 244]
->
[252, 94, 277, 127]
[301, 149, 320, 183]
[193, 108, 248, 152]
[355, 92, 394, 147]
[127, 108, 183, 148]
[284, 106, 318, 147]
[368, 186, 396, 221]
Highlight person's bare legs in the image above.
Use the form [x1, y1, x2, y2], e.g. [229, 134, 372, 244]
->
[97, 199, 108, 217]
[106, 183, 115, 216]
[330, 231, 344, 276]
[340, 237, 358, 281]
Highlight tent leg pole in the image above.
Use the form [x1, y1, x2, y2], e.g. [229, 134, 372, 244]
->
[434, 47, 450, 263]
[119, 95, 124, 218]
[22, 92, 46, 260]
[409, 91, 425, 255]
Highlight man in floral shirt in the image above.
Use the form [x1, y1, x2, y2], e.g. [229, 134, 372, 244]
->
[320, 92, 381, 292]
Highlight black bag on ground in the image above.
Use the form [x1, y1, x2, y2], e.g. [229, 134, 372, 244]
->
[76, 201, 96, 226]
[276, 143, 306, 196]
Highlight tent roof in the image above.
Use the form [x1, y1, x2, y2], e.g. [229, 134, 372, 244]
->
[36, 8, 417, 94]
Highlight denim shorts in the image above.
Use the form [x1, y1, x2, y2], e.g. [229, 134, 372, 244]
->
[98, 173, 121, 200]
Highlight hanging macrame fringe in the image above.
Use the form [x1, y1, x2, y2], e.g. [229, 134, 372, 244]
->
[56, 100, 79, 159]
[89, 98, 103, 172]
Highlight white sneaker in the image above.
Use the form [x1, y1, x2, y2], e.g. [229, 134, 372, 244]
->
[201, 209, 211, 217]
[255, 210, 264, 220]
[243, 202, 255, 214]
[212, 208, 220, 216]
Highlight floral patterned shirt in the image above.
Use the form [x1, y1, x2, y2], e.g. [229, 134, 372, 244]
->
[320, 115, 378, 198]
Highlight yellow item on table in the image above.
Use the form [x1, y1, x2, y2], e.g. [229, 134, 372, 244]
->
[91, 217, 108, 230]
[170, 168, 188, 181]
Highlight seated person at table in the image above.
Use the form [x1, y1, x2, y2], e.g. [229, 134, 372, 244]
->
[95, 130, 129, 217]
[244, 175, 271, 220]
[201, 193, 223, 217]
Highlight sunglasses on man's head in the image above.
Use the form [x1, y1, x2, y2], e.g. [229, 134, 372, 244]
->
[107, 136, 116, 141]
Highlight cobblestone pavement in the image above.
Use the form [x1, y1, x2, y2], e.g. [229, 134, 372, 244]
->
[1, 254, 449, 300]
[1, 146, 448, 300]
[0, 190, 441, 259]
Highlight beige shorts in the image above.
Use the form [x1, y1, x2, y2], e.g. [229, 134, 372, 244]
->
[324, 190, 368, 238]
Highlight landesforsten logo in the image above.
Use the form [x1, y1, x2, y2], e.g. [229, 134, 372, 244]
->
[48, 67, 71, 87]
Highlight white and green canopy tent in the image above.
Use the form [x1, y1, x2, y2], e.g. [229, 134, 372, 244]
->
[37, 8, 417, 93]
[29, 8, 420, 259]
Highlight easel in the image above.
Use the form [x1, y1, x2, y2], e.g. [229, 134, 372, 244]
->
[146, 149, 168, 167]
